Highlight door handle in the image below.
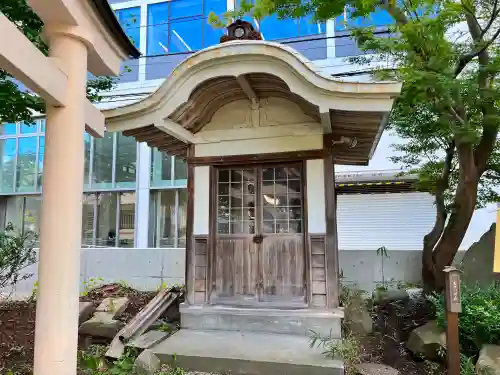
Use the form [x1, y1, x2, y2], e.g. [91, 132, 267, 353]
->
[252, 234, 263, 244]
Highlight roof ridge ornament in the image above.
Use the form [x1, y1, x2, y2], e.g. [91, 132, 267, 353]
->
[220, 19, 263, 43]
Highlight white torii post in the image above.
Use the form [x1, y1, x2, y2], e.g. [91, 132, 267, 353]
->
[0, 1, 137, 374]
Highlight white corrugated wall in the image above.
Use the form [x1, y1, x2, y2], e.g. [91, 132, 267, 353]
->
[337, 192, 435, 251]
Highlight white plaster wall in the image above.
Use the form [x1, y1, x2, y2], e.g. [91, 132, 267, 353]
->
[193, 166, 210, 235]
[195, 135, 323, 157]
[306, 159, 326, 233]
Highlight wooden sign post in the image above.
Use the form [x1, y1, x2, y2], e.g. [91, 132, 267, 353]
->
[443, 266, 462, 375]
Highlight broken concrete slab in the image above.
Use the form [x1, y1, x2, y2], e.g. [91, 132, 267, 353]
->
[356, 363, 399, 375]
[127, 330, 170, 350]
[134, 350, 161, 375]
[79, 314, 124, 339]
[96, 297, 129, 318]
[476, 344, 500, 375]
[79, 301, 95, 324]
[406, 321, 446, 360]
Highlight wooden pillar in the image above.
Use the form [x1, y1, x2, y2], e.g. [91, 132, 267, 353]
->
[323, 153, 339, 308]
[185, 145, 195, 304]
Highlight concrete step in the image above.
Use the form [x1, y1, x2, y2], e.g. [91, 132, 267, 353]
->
[180, 304, 343, 338]
[151, 329, 344, 375]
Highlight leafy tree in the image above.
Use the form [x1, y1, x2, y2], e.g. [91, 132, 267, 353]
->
[235, 0, 500, 291]
[0, 0, 115, 124]
[0, 223, 37, 291]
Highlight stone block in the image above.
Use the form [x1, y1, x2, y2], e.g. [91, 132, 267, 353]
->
[477, 344, 500, 375]
[345, 295, 373, 336]
[134, 350, 161, 375]
[406, 321, 446, 361]
[79, 301, 95, 324]
[373, 288, 409, 305]
[127, 330, 170, 350]
[96, 297, 129, 319]
[356, 363, 399, 375]
[79, 314, 124, 339]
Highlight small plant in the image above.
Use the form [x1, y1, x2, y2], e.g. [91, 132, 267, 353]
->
[78, 347, 137, 375]
[0, 223, 37, 291]
[376, 246, 389, 290]
[158, 354, 185, 375]
[159, 323, 171, 333]
[81, 277, 105, 297]
[157, 281, 168, 291]
[309, 331, 361, 375]
[460, 354, 476, 375]
[428, 282, 500, 357]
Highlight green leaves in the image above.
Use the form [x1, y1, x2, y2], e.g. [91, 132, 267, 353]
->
[0, 0, 116, 123]
[429, 283, 500, 356]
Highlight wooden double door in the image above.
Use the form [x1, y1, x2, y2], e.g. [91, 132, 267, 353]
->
[209, 163, 307, 308]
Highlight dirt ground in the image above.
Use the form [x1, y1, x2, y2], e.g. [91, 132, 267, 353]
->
[0, 284, 155, 374]
[0, 285, 440, 375]
[359, 295, 445, 375]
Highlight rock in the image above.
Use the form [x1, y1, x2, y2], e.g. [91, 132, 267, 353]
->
[355, 363, 399, 375]
[461, 223, 496, 288]
[79, 314, 124, 339]
[406, 288, 424, 299]
[134, 350, 161, 375]
[373, 288, 409, 305]
[345, 294, 373, 336]
[477, 344, 500, 375]
[406, 321, 446, 360]
[96, 297, 129, 319]
[79, 302, 95, 324]
[127, 330, 170, 349]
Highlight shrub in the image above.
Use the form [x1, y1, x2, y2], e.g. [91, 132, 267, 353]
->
[0, 223, 37, 291]
[429, 283, 500, 356]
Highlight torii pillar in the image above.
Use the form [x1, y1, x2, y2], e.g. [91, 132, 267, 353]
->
[0, 1, 139, 374]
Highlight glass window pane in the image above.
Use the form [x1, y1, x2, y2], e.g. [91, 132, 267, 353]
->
[178, 190, 187, 248]
[91, 133, 113, 188]
[156, 190, 176, 247]
[299, 14, 325, 36]
[151, 149, 173, 187]
[0, 123, 17, 136]
[174, 156, 187, 182]
[119, 192, 135, 248]
[16, 137, 37, 192]
[260, 15, 298, 40]
[170, 0, 203, 19]
[40, 119, 46, 133]
[23, 196, 42, 242]
[20, 121, 37, 134]
[5, 196, 24, 231]
[84, 133, 91, 188]
[170, 18, 203, 53]
[203, 0, 226, 47]
[116, 7, 141, 48]
[82, 194, 96, 247]
[96, 192, 118, 247]
[148, 2, 169, 55]
[0, 139, 16, 193]
[115, 133, 137, 188]
[37, 136, 44, 191]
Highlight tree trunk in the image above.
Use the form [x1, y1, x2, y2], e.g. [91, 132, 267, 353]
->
[422, 144, 479, 292]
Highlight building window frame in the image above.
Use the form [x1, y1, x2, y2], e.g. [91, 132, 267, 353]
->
[150, 187, 186, 248]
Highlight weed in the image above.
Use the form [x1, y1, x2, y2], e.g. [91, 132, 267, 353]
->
[78, 346, 137, 375]
[81, 277, 105, 297]
[309, 331, 361, 375]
